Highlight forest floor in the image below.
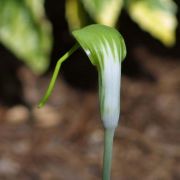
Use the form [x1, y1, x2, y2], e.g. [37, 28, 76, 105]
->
[0, 47, 180, 180]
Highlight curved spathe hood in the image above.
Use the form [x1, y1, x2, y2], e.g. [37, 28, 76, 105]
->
[72, 24, 126, 128]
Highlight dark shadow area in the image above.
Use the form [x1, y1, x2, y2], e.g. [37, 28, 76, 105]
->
[45, 0, 98, 90]
[0, 45, 25, 106]
[61, 49, 98, 90]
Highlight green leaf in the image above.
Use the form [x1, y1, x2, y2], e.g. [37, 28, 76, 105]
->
[126, 0, 178, 46]
[65, 0, 88, 30]
[81, 0, 124, 26]
[65, 0, 123, 30]
[0, 0, 52, 74]
[72, 24, 126, 128]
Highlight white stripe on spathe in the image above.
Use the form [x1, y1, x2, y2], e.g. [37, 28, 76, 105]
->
[100, 40, 121, 129]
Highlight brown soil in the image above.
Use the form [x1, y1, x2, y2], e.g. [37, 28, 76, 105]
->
[0, 46, 179, 180]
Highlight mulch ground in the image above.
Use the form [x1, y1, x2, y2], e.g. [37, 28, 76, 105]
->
[0, 47, 180, 180]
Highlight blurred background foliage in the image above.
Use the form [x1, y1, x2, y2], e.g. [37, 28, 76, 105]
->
[0, 1, 180, 179]
[0, 0, 178, 74]
[0, 0, 52, 74]
[66, 0, 178, 46]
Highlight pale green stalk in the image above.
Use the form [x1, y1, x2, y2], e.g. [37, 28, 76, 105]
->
[103, 128, 115, 180]
[38, 43, 79, 108]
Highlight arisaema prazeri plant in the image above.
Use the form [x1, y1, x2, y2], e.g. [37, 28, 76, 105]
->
[38, 24, 126, 180]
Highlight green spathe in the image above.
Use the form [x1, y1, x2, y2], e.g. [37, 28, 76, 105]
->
[39, 24, 126, 128]
[72, 24, 126, 66]
[72, 24, 126, 128]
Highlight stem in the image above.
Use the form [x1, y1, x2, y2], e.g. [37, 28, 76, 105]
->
[38, 43, 80, 108]
[103, 128, 115, 180]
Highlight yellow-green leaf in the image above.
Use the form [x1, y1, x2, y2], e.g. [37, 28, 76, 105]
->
[81, 0, 123, 26]
[0, 0, 52, 74]
[127, 0, 178, 46]
[65, 0, 86, 30]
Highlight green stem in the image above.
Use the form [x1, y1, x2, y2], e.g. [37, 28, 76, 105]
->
[38, 43, 80, 108]
[103, 128, 115, 180]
